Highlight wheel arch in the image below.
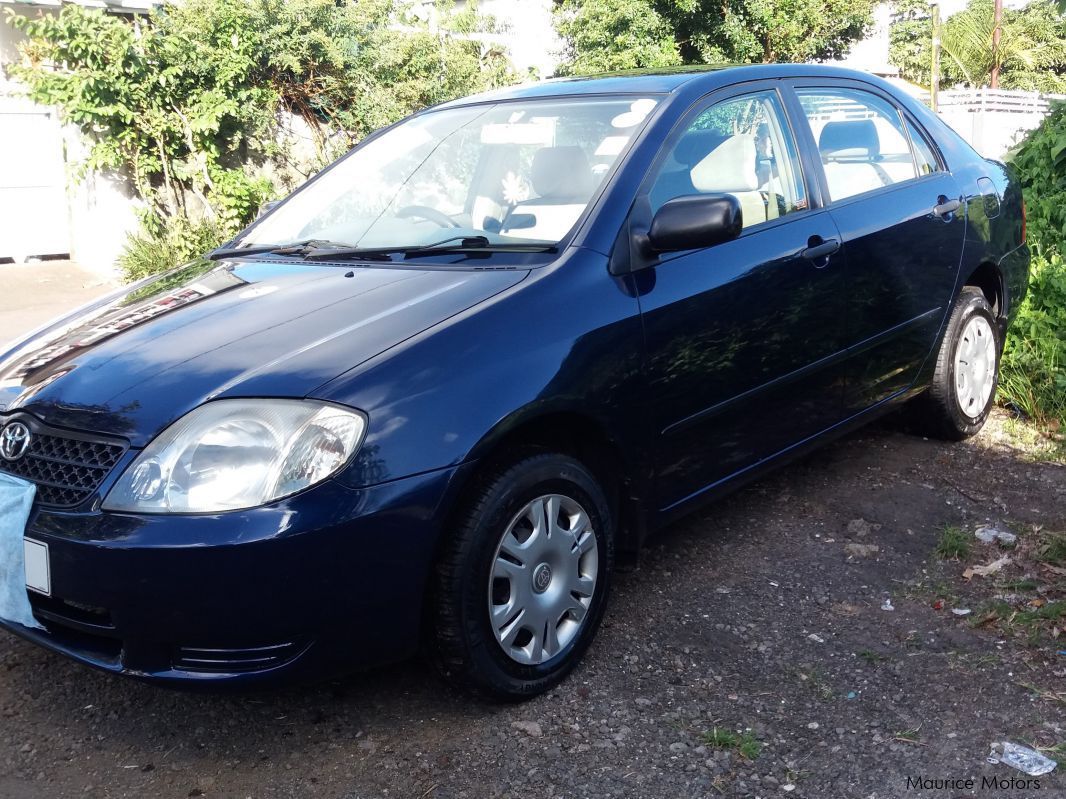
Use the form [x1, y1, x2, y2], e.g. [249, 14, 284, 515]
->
[453, 407, 649, 556]
[962, 260, 1005, 320]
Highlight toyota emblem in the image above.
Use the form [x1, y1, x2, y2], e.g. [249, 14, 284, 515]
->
[0, 421, 31, 461]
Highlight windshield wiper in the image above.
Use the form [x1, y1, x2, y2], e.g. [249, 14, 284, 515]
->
[303, 235, 555, 262]
[206, 239, 371, 261]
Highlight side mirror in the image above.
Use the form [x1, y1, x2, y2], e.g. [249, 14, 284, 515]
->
[257, 199, 282, 220]
[646, 194, 742, 253]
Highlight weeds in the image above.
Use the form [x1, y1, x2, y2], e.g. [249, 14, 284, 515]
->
[1039, 742, 1066, 766]
[792, 666, 834, 699]
[894, 726, 923, 745]
[858, 649, 888, 665]
[701, 728, 762, 760]
[1036, 534, 1066, 566]
[936, 525, 971, 560]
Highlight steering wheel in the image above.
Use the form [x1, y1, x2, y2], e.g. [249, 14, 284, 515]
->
[396, 205, 461, 229]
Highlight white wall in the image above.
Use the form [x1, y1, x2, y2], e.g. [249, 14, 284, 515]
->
[2, 4, 136, 275]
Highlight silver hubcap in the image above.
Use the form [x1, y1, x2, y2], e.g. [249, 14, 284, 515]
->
[954, 315, 996, 419]
[488, 494, 599, 665]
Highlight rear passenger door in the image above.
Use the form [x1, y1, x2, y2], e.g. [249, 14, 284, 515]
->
[788, 81, 966, 412]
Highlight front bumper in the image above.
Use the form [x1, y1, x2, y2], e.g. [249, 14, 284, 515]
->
[0, 463, 469, 687]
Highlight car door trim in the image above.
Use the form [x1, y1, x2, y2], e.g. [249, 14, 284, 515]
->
[843, 306, 944, 359]
[660, 305, 942, 437]
[661, 343, 852, 436]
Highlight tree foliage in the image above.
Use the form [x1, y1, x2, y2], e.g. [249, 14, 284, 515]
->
[553, 0, 877, 75]
[6, 0, 514, 278]
[889, 0, 1066, 91]
[554, 0, 681, 75]
[999, 104, 1066, 426]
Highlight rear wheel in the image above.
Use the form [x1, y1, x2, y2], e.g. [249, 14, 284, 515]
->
[915, 287, 1000, 439]
[431, 453, 613, 700]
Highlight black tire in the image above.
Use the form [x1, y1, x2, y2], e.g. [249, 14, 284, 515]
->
[914, 287, 1000, 440]
[431, 452, 614, 701]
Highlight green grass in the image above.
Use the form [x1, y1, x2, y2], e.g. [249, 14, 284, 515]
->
[1019, 682, 1066, 707]
[1036, 534, 1066, 566]
[1001, 578, 1040, 591]
[969, 600, 1016, 628]
[1041, 742, 1066, 767]
[969, 599, 1066, 644]
[895, 727, 922, 744]
[936, 525, 971, 560]
[701, 727, 763, 760]
[1000, 417, 1066, 463]
[1014, 600, 1066, 624]
[792, 666, 834, 699]
[858, 649, 888, 665]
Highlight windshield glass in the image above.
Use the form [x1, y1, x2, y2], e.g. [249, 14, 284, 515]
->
[243, 96, 660, 251]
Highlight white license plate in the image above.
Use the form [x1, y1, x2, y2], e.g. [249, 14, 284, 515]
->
[23, 538, 50, 596]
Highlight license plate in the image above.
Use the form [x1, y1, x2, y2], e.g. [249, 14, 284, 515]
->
[23, 538, 50, 596]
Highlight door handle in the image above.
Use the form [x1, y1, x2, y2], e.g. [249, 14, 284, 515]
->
[932, 198, 961, 218]
[801, 238, 840, 261]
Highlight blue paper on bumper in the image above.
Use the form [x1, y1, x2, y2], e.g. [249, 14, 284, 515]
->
[0, 473, 43, 630]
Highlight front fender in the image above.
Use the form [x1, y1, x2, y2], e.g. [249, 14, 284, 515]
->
[313, 249, 648, 490]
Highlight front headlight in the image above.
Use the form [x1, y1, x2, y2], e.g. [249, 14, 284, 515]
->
[102, 399, 367, 513]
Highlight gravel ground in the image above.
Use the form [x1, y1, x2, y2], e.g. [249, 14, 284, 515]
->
[1, 410, 1064, 799]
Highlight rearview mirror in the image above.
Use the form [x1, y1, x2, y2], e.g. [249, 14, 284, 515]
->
[646, 194, 742, 253]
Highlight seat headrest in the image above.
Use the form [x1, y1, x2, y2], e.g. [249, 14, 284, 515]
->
[690, 134, 759, 193]
[531, 146, 593, 200]
[819, 119, 880, 160]
[673, 129, 728, 169]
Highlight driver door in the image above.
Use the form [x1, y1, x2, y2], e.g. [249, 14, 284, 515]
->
[633, 85, 850, 511]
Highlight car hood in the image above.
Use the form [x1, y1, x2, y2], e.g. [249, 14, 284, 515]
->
[0, 258, 527, 445]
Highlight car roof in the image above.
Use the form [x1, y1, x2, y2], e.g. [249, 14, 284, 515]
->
[433, 64, 901, 109]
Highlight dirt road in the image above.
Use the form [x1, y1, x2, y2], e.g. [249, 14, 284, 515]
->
[1, 409, 1063, 798]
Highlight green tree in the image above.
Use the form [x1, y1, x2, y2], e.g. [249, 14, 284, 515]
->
[888, 0, 934, 87]
[553, 0, 877, 75]
[6, 0, 514, 278]
[889, 0, 1066, 91]
[554, 0, 681, 75]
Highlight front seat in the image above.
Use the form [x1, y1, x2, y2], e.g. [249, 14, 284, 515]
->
[689, 133, 766, 228]
[648, 129, 727, 210]
[501, 146, 594, 240]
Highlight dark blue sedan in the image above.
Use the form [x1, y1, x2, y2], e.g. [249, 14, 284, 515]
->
[0, 65, 1028, 699]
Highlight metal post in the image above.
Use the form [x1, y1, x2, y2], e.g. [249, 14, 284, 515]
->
[930, 2, 941, 111]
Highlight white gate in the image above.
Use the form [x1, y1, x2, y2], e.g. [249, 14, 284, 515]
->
[0, 95, 71, 262]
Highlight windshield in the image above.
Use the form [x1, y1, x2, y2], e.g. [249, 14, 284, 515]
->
[243, 96, 660, 252]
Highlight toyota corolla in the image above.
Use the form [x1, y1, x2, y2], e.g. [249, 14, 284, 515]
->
[0, 65, 1028, 699]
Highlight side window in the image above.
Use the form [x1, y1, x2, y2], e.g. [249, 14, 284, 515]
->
[796, 88, 920, 202]
[647, 90, 807, 231]
[905, 119, 940, 176]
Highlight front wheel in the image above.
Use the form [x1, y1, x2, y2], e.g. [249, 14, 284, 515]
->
[915, 286, 1000, 440]
[431, 453, 613, 700]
